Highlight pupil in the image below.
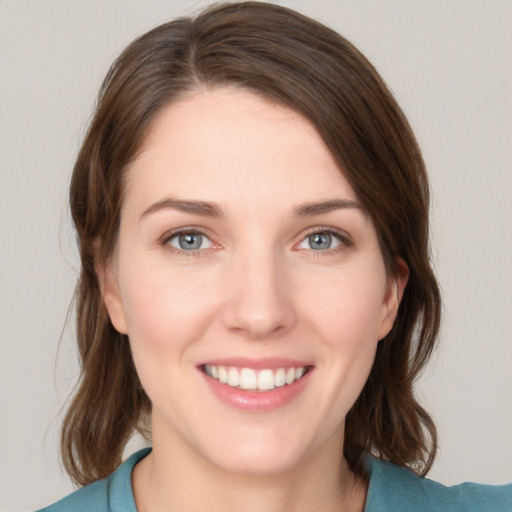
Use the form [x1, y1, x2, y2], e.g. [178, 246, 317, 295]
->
[179, 233, 202, 250]
[310, 233, 331, 250]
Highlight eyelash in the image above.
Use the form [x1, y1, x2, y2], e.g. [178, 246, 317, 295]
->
[298, 226, 353, 256]
[160, 226, 352, 257]
[160, 228, 214, 257]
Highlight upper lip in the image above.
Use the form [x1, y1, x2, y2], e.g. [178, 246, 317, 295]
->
[197, 357, 313, 370]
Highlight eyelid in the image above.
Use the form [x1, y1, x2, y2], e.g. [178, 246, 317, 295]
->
[158, 225, 352, 256]
[295, 226, 353, 251]
[160, 226, 220, 256]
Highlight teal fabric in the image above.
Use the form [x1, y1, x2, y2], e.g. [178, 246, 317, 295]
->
[364, 456, 512, 511]
[37, 448, 512, 511]
[35, 448, 149, 512]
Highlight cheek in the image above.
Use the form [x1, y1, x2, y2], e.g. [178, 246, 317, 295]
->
[302, 264, 388, 344]
[118, 258, 220, 363]
[119, 261, 222, 410]
[300, 265, 387, 403]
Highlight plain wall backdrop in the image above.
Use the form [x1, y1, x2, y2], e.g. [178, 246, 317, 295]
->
[1, 1, 511, 510]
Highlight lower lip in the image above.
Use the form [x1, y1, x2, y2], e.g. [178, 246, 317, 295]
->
[201, 369, 313, 412]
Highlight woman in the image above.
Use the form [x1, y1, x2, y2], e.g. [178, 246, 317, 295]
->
[37, 2, 511, 511]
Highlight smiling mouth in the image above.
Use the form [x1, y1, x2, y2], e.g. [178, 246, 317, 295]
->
[201, 365, 312, 392]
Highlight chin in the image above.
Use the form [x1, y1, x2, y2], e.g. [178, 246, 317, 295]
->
[196, 424, 321, 477]
[209, 444, 305, 476]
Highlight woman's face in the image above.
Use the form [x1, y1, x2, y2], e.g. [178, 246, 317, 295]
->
[102, 87, 403, 475]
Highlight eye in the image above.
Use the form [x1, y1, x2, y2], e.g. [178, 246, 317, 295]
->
[297, 229, 348, 251]
[166, 231, 214, 251]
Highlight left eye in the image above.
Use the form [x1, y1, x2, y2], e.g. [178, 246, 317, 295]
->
[298, 231, 343, 251]
[167, 232, 214, 251]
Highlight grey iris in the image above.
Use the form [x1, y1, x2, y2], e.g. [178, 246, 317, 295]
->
[179, 233, 203, 250]
[309, 232, 332, 250]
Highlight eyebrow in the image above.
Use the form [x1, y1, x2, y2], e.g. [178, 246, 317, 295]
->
[140, 197, 363, 220]
[292, 199, 364, 216]
[141, 198, 225, 219]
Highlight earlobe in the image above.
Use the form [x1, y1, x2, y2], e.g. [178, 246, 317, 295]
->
[378, 258, 409, 340]
[97, 260, 128, 335]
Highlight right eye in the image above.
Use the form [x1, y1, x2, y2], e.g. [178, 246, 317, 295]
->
[166, 231, 214, 252]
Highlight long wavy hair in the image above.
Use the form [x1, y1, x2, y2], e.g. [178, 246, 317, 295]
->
[62, 1, 441, 486]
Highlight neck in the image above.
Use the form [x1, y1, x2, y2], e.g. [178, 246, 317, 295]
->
[132, 423, 367, 512]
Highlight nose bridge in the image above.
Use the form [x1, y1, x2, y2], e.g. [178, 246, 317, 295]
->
[222, 241, 295, 339]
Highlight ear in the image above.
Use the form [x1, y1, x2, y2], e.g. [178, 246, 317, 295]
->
[377, 258, 409, 340]
[96, 258, 128, 335]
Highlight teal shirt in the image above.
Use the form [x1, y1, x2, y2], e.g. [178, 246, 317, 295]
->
[37, 448, 512, 511]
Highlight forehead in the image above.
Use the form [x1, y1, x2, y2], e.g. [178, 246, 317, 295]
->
[123, 87, 357, 215]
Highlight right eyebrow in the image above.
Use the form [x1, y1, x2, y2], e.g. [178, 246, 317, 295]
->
[140, 198, 225, 220]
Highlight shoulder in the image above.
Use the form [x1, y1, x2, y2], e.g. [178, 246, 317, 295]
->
[34, 448, 151, 512]
[364, 455, 512, 512]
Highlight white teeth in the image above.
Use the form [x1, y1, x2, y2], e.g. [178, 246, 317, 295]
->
[227, 367, 240, 387]
[295, 367, 305, 379]
[257, 369, 275, 391]
[285, 367, 295, 385]
[204, 364, 308, 391]
[239, 368, 257, 390]
[274, 368, 286, 387]
[218, 367, 228, 384]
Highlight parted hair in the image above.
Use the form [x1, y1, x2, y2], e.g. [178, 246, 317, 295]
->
[62, 1, 441, 486]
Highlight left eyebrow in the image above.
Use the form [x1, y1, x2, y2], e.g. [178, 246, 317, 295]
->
[292, 199, 364, 217]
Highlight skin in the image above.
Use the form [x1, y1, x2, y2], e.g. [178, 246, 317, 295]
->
[101, 87, 407, 512]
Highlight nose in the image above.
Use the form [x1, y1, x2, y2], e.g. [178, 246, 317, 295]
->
[221, 249, 297, 340]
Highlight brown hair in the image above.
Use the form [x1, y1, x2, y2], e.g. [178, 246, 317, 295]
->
[62, 1, 441, 485]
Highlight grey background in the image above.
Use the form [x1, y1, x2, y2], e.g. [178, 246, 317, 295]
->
[1, 1, 511, 510]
